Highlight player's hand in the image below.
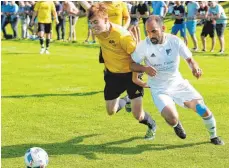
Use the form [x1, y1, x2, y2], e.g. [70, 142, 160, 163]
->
[144, 66, 157, 77]
[192, 67, 202, 79]
[56, 19, 59, 24]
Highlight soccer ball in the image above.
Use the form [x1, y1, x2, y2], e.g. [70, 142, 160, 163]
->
[24, 147, 49, 168]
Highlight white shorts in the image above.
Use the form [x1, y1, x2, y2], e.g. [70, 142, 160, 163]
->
[151, 80, 203, 112]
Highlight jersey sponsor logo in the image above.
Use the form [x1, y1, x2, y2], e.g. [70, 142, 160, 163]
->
[151, 53, 156, 57]
[166, 49, 172, 56]
[109, 40, 116, 46]
[174, 10, 180, 15]
[200, 11, 206, 15]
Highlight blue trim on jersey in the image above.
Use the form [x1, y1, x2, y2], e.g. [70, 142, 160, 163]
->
[196, 104, 207, 116]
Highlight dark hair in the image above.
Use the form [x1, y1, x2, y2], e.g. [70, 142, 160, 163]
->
[146, 15, 164, 28]
[88, 3, 108, 20]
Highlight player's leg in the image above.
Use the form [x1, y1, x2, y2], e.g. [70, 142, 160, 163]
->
[2, 16, 9, 38]
[170, 80, 224, 145]
[10, 17, 19, 38]
[171, 24, 179, 36]
[91, 29, 96, 43]
[104, 72, 129, 115]
[187, 21, 198, 51]
[184, 99, 224, 145]
[84, 25, 90, 43]
[56, 17, 61, 40]
[201, 35, 206, 52]
[128, 73, 156, 140]
[38, 23, 45, 54]
[153, 92, 186, 139]
[131, 97, 156, 140]
[209, 24, 216, 52]
[201, 24, 207, 51]
[206, 23, 216, 52]
[178, 23, 188, 45]
[216, 23, 226, 54]
[72, 16, 78, 42]
[210, 35, 216, 53]
[44, 23, 52, 54]
[61, 18, 66, 40]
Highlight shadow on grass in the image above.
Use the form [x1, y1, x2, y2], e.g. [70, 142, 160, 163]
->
[1, 91, 103, 99]
[1, 134, 209, 160]
[1, 39, 100, 49]
[192, 52, 229, 57]
[5, 52, 40, 55]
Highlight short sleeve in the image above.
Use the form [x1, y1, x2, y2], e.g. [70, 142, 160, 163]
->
[178, 38, 192, 59]
[131, 41, 146, 64]
[120, 35, 136, 55]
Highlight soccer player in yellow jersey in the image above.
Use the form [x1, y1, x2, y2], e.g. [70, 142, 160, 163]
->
[87, 3, 156, 140]
[80, 1, 133, 111]
[80, 1, 130, 63]
[31, 1, 59, 54]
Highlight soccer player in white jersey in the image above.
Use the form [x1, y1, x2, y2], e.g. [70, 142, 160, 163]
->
[131, 15, 224, 145]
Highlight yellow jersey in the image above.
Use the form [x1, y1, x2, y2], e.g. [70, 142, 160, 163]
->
[34, 1, 56, 23]
[105, 2, 129, 26]
[97, 24, 136, 73]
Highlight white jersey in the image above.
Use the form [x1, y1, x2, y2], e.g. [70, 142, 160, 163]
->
[131, 33, 192, 91]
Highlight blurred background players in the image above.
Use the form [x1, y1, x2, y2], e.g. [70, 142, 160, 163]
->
[55, 1, 66, 41]
[186, 1, 199, 51]
[208, 1, 227, 54]
[197, 1, 215, 52]
[171, 1, 188, 45]
[30, 1, 59, 54]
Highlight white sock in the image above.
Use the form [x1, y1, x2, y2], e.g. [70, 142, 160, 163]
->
[202, 114, 217, 139]
[124, 95, 130, 103]
[172, 121, 179, 128]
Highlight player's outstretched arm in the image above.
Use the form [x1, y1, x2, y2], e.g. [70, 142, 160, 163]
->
[132, 72, 150, 88]
[130, 59, 157, 77]
[186, 58, 202, 79]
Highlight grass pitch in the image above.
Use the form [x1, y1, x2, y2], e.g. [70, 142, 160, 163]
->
[1, 2, 229, 168]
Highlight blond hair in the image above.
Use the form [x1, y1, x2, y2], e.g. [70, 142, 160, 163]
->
[88, 3, 108, 20]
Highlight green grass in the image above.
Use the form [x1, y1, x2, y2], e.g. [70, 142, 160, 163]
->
[1, 2, 229, 168]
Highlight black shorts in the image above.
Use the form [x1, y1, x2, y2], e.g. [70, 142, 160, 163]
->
[216, 23, 226, 37]
[38, 23, 52, 34]
[104, 70, 144, 100]
[201, 22, 215, 38]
